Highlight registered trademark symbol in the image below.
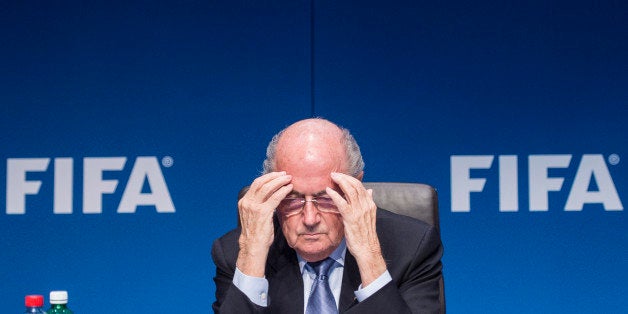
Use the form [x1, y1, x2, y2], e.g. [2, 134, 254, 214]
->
[608, 154, 620, 166]
[162, 156, 174, 167]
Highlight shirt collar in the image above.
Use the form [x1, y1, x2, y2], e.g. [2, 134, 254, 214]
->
[297, 238, 346, 273]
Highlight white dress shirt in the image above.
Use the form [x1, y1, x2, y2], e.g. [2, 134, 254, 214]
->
[233, 239, 392, 310]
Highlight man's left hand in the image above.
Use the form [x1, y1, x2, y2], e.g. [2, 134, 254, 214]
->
[326, 172, 387, 287]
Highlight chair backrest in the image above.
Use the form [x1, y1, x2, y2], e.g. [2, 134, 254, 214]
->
[362, 182, 439, 228]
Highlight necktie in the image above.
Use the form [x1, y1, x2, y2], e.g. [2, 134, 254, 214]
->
[305, 258, 338, 314]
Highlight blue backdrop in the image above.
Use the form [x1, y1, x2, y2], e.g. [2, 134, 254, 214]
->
[1, 1, 626, 312]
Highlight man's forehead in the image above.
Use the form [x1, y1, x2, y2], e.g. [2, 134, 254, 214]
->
[276, 123, 347, 168]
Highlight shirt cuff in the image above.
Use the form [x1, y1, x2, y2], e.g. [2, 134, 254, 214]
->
[233, 267, 269, 307]
[354, 270, 393, 302]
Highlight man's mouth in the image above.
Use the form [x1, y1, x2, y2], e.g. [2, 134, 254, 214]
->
[301, 232, 322, 238]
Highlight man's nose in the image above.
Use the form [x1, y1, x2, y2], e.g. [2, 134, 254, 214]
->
[302, 200, 320, 226]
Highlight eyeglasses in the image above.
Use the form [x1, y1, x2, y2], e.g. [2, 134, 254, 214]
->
[278, 196, 339, 217]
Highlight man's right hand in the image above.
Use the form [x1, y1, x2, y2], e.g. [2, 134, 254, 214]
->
[236, 171, 293, 277]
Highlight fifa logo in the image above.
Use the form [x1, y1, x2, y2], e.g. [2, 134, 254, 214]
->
[5, 156, 175, 214]
[451, 154, 623, 212]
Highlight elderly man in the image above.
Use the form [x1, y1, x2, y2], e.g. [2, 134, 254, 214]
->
[212, 118, 443, 313]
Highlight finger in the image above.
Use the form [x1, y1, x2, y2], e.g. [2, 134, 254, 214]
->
[326, 186, 347, 208]
[267, 184, 293, 207]
[249, 171, 286, 193]
[239, 172, 290, 215]
[364, 188, 375, 210]
[248, 172, 291, 201]
[330, 172, 363, 204]
[258, 174, 293, 202]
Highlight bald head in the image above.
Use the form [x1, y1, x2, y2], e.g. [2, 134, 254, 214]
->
[262, 118, 364, 177]
[275, 119, 347, 177]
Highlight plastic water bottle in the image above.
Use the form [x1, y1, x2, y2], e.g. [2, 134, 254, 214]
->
[24, 295, 46, 313]
[47, 291, 73, 314]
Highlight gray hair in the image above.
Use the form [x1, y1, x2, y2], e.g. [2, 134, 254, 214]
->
[262, 122, 365, 177]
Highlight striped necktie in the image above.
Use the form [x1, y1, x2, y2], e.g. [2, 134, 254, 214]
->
[305, 257, 338, 314]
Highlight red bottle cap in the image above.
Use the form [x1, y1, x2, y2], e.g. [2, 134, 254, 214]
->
[25, 295, 44, 307]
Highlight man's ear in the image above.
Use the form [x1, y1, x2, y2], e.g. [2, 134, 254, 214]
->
[356, 171, 364, 181]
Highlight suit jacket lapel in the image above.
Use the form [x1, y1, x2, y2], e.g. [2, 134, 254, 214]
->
[339, 252, 361, 311]
[267, 230, 304, 313]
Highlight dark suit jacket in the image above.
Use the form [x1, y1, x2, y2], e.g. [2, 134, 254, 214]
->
[212, 208, 444, 313]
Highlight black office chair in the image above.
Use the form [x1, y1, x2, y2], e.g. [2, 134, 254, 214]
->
[237, 182, 445, 312]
